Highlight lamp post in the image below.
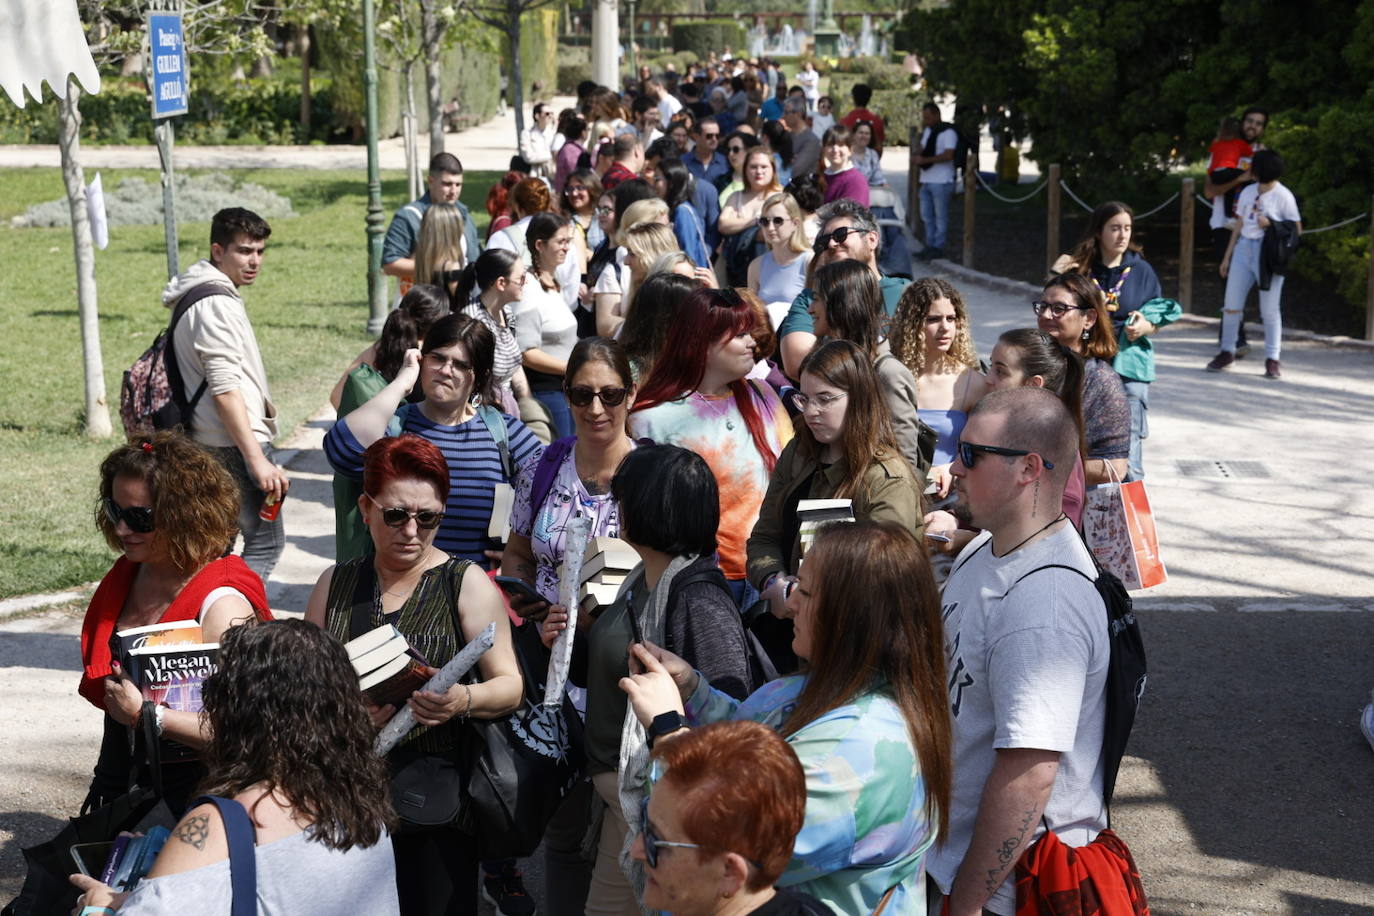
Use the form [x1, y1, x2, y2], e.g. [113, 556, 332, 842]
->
[626, 0, 637, 84]
[363, 0, 388, 334]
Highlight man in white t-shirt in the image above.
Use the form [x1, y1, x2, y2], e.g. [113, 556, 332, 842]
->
[914, 101, 959, 260]
[647, 76, 682, 126]
[928, 388, 1109, 916]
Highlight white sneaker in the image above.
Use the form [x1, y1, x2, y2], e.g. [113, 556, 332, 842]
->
[1361, 692, 1374, 752]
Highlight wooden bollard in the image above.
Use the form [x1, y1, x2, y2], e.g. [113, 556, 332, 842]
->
[1366, 198, 1374, 341]
[963, 150, 976, 269]
[1179, 177, 1195, 312]
[1046, 164, 1061, 273]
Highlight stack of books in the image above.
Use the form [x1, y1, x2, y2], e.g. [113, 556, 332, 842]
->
[797, 499, 855, 555]
[115, 620, 219, 714]
[579, 536, 639, 610]
[345, 624, 433, 707]
[73, 826, 171, 891]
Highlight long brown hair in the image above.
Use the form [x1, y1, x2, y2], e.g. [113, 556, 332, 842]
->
[812, 259, 883, 357]
[995, 328, 1087, 457]
[1066, 200, 1140, 270]
[1043, 272, 1117, 360]
[781, 521, 952, 842]
[795, 340, 898, 498]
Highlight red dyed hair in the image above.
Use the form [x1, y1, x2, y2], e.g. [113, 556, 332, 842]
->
[651, 721, 805, 891]
[486, 170, 524, 220]
[362, 434, 450, 504]
[633, 287, 779, 472]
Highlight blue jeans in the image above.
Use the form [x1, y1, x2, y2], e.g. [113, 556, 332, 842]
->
[534, 388, 574, 440]
[919, 181, 955, 251]
[1221, 237, 1284, 360]
[1121, 379, 1149, 482]
[210, 444, 285, 583]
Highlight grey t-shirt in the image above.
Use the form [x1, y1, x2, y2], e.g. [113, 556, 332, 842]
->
[514, 283, 579, 390]
[790, 129, 821, 179]
[928, 525, 1109, 915]
[118, 828, 400, 915]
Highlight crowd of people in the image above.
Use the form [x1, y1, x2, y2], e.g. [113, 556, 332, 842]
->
[57, 60, 1292, 916]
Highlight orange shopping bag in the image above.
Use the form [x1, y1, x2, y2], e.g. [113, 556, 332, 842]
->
[1082, 478, 1167, 590]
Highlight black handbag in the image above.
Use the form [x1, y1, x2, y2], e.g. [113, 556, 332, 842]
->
[4, 708, 166, 916]
[462, 620, 585, 859]
[345, 561, 469, 832]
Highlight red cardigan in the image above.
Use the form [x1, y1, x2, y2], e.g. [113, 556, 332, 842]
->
[78, 555, 271, 709]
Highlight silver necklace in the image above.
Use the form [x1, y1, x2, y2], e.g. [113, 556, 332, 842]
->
[691, 390, 736, 431]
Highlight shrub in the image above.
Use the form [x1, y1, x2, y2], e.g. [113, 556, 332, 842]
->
[12, 172, 296, 229]
[671, 20, 747, 60]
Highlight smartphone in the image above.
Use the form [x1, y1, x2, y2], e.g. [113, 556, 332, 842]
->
[494, 576, 546, 606]
[925, 532, 952, 543]
[627, 606, 644, 646]
[70, 841, 113, 878]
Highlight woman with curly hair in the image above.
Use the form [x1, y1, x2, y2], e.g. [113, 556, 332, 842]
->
[70, 620, 401, 914]
[78, 431, 273, 816]
[309, 434, 523, 915]
[889, 277, 983, 498]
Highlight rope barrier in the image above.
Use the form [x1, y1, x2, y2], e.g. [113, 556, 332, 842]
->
[972, 170, 1048, 204]
[1131, 191, 1179, 220]
[1303, 212, 1369, 234]
[1058, 179, 1094, 213]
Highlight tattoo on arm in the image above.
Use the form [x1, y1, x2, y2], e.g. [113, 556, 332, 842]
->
[983, 807, 1038, 894]
[174, 814, 210, 851]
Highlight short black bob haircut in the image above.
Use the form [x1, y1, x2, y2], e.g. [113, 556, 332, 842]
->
[612, 444, 719, 558]
[1250, 149, 1283, 184]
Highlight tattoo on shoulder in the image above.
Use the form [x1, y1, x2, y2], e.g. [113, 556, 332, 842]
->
[175, 814, 211, 851]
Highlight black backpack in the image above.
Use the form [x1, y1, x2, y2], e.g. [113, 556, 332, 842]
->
[1004, 553, 1147, 808]
[667, 566, 780, 693]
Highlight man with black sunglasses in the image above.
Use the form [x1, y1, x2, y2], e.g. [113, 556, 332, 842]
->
[774, 199, 910, 377]
[929, 388, 1110, 916]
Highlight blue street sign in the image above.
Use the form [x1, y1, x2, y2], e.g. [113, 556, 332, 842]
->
[149, 13, 189, 118]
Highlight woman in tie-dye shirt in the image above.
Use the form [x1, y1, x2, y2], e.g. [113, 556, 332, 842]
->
[630, 287, 792, 607]
[621, 521, 953, 915]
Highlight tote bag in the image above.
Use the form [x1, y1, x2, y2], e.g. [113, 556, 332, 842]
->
[1082, 472, 1166, 590]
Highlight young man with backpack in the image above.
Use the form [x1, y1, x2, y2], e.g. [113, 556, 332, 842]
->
[914, 101, 961, 261]
[928, 387, 1116, 916]
[162, 207, 288, 581]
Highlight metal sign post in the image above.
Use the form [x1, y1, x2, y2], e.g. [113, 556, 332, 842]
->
[148, 7, 189, 279]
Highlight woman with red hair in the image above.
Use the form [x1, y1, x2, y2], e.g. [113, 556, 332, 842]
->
[307, 433, 522, 916]
[484, 170, 525, 243]
[629, 287, 792, 608]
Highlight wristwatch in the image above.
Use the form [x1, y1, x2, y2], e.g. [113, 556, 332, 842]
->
[647, 711, 687, 748]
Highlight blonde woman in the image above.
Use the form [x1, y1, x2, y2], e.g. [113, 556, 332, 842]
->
[889, 277, 982, 497]
[413, 203, 468, 302]
[747, 192, 812, 327]
[594, 197, 670, 337]
[718, 149, 784, 237]
[616, 222, 681, 338]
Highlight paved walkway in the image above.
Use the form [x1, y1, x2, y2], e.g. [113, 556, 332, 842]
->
[3, 115, 1373, 915]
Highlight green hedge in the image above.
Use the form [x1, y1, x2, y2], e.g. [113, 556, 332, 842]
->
[671, 20, 747, 60]
[514, 9, 560, 100]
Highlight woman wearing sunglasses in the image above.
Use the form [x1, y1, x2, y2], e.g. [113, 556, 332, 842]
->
[79, 431, 272, 817]
[631, 287, 792, 610]
[540, 444, 754, 916]
[1033, 273, 1129, 486]
[325, 313, 544, 568]
[621, 521, 952, 915]
[747, 192, 812, 325]
[308, 434, 522, 916]
[748, 340, 923, 670]
[632, 721, 832, 916]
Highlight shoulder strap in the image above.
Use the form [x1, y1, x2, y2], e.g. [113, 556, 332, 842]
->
[165, 282, 227, 414]
[191, 795, 257, 916]
[1005, 562, 1095, 597]
[530, 436, 578, 515]
[477, 404, 515, 481]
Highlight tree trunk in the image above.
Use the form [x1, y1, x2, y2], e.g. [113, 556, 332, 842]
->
[56, 81, 113, 439]
[509, 1, 526, 147]
[299, 24, 312, 137]
[421, 2, 446, 156]
[119, 52, 144, 77]
[403, 64, 422, 201]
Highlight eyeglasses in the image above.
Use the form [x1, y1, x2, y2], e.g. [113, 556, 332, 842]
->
[701, 132, 720, 141]
[727, 144, 745, 153]
[758, 216, 789, 229]
[639, 797, 763, 870]
[793, 391, 846, 412]
[595, 205, 614, 216]
[103, 497, 155, 533]
[1031, 300, 1090, 319]
[565, 385, 629, 408]
[566, 185, 588, 194]
[957, 441, 1054, 471]
[424, 352, 473, 373]
[366, 493, 446, 529]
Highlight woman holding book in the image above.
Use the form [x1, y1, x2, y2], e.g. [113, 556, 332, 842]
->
[540, 444, 753, 916]
[70, 620, 401, 914]
[630, 287, 792, 610]
[78, 431, 272, 817]
[747, 341, 923, 666]
[620, 521, 952, 915]
[307, 433, 522, 916]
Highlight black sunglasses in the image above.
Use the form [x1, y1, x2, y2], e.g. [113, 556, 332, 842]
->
[639, 797, 703, 869]
[957, 441, 1054, 471]
[813, 225, 855, 253]
[758, 216, 788, 228]
[366, 494, 445, 529]
[565, 385, 629, 408]
[727, 144, 745, 153]
[103, 497, 155, 533]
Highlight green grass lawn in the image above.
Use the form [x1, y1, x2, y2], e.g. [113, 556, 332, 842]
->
[0, 167, 498, 598]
